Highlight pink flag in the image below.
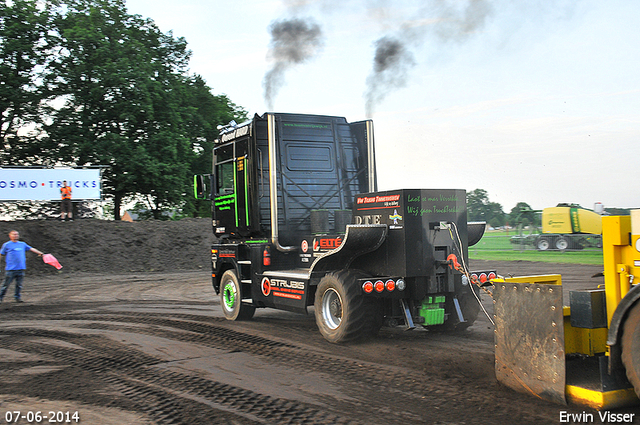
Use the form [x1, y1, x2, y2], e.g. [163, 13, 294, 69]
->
[42, 254, 63, 270]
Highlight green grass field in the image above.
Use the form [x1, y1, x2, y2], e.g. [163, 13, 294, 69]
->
[469, 230, 604, 265]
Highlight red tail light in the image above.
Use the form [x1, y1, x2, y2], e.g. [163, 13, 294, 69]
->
[488, 271, 497, 280]
[363, 278, 405, 293]
[385, 279, 395, 291]
[374, 280, 385, 293]
[479, 273, 488, 283]
[363, 281, 374, 293]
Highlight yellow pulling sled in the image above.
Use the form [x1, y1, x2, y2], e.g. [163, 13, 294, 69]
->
[494, 212, 640, 410]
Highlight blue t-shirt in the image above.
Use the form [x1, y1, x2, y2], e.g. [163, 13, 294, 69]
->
[1, 241, 32, 270]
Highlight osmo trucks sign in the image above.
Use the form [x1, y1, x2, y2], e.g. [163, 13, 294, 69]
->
[0, 168, 102, 201]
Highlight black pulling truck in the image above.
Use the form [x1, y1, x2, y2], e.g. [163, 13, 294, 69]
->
[195, 113, 488, 343]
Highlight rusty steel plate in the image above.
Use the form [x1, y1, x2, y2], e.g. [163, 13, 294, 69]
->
[494, 282, 566, 405]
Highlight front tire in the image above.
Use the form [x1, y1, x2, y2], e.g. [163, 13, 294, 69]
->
[220, 270, 255, 321]
[314, 271, 382, 343]
[537, 237, 550, 251]
[621, 301, 640, 398]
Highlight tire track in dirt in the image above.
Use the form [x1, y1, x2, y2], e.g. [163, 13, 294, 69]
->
[0, 324, 356, 425]
[0, 304, 570, 424]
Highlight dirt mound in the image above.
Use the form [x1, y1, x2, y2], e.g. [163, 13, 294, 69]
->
[0, 219, 215, 275]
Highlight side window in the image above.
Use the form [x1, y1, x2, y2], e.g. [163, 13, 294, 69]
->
[216, 162, 234, 195]
[214, 144, 234, 195]
[213, 138, 248, 196]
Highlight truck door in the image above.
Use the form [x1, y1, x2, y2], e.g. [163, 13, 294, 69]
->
[234, 140, 250, 232]
[214, 139, 251, 236]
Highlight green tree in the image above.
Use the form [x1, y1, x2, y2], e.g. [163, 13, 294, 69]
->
[42, 0, 246, 219]
[42, 0, 190, 218]
[0, 0, 54, 165]
[466, 188, 505, 227]
[180, 76, 247, 217]
[508, 202, 540, 227]
[0, 0, 247, 219]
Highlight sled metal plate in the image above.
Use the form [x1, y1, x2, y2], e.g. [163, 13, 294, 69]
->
[494, 281, 566, 405]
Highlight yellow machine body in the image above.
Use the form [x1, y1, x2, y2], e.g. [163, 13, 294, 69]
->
[602, 213, 640, 325]
[494, 211, 640, 410]
[542, 206, 603, 235]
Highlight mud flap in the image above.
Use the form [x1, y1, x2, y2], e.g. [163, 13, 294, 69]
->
[310, 224, 387, 273]
[494, 279, 566, 405]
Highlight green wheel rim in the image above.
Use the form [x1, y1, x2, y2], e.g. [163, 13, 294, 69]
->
[223, 282, 237, 310]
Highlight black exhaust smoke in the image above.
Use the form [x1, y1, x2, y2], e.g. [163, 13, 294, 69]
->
[262, 1, 494, 115]
[263, 18, 324, 110]
[365, 36, 415, 118]
[364, 0, 494, 117]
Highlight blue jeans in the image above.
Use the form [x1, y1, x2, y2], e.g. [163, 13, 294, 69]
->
[1, 270, 25, 300]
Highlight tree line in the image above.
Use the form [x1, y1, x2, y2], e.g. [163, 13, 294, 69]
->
[466, 189, 631, 230]
[466, 189, 540, 229]
[1, 0, 247, 219]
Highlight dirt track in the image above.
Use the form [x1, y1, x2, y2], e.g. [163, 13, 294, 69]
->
[0, 220, 637, 424]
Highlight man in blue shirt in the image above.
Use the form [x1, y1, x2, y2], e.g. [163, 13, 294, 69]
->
[0, 230, 44, 302]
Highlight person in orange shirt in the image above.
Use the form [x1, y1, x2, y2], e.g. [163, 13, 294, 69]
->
[60, 180, 73, 221]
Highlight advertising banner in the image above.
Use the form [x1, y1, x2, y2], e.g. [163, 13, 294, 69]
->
[0, 168, 102, 201]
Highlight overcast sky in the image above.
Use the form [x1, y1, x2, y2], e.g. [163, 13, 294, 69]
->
[126, 0, 640, 212]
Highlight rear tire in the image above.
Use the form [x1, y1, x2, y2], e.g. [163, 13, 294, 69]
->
[621, 301, 640, 398]
[555, 237, 569, 251]
[314, 270, 382, 343]
[220, 270, 255, 321]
